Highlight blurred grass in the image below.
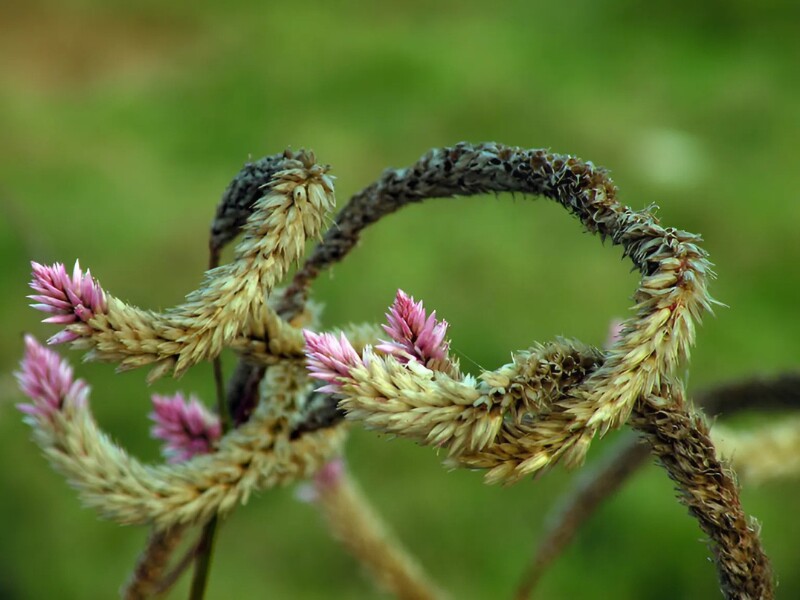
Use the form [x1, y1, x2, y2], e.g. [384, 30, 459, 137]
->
[1, 0, 799, 598]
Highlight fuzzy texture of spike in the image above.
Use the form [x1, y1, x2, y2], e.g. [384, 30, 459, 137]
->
[16, 334, 89, 419]
[28, 261, 107, 345]
[630, 380, 773, 599]
[289, 142, 715, 472]
[29, 150, 335, 379]
[376, 290, 456, 376]
[17, 338, 345, 529]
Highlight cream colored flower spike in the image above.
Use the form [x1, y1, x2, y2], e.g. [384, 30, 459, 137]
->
[29, 150, 335, 379]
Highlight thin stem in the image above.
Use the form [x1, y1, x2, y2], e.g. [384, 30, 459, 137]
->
[314, 463, 446, 600]
[188, 517, 220, 600]
[155, 533, 202, 596]
[186, 250, 234, 600]
[120, 527, 185, 599]
[513, 436, 649, 600]
[212, 357, 231, 432]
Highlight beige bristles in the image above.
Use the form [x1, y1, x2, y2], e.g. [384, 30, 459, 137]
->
[337, 339, 606, 482]
[66, 151, 336, 379]
[294, 143, 714, 477]
[30, 363, 346, 529]
[234, 320, 382, 366]
[314, 467, 446, 600]
[713, 417, 800, 484]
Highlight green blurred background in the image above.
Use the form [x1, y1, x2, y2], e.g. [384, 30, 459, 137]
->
[1, 1, 799, 598]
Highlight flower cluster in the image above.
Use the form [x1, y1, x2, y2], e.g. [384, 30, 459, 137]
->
[16, 334, 89, 421]
[150, 393, 222, 463]
[303, 330, 365, 394]
[304, 289, 452, 394]
[376, 290, 450, 365]
[28, 261, 107, 345]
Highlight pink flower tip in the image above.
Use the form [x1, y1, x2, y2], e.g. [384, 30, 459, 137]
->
[15, 335, 89, 420]
[303, 330, 363, 394]
[376, 289, 450, 365]
[314, 458, 345, 490]
[150, 393, 222, 463]
[28, 260, 107, 337]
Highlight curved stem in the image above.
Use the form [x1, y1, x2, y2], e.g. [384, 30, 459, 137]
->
[631, 381, 773, 599]
[515, 371, 800, 598]
[514, 436, 649, 600]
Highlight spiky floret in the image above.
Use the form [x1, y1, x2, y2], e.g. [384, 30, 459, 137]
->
[377, 290, 449, 362]
[303, 330, 366, 394]
[31, 152, 335, 377]
[150, 393, 221, 463]
[28, 150, 335, 380]
[16, 334, 89, 420]
[307, 314, 605, 482]
[16, 337, 344, 528]
[28, 261, 107, 345]
[291, 142, 716, 443]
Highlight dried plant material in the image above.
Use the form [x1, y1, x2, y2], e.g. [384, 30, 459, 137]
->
[312, 460, 446, 600]
[16, 141, 781, 599]
[209, 151, 296, 260]
[306, 305, 609, 481]
[120, 527, 185, 600]
[713, 417, 800, 485]
[518, 371, 800, 598]
[29, 151, 335, 379]
[17, 337, 345, 529]
[298, 142, 715, 470]
[631, 380, 773, 599]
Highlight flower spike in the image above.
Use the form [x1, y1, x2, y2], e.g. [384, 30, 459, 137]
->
[15, 335, 89, 421]
[150, 393, 222, 463]
[28, 260, 107, 344]
[303, 330, 364, 394]
[376, 290, 450, 365]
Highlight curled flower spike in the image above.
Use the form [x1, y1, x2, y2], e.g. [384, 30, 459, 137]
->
[26, 151, 336, 380]
[15, 335, 89, 420]
[376, 290, 450, 366]
[150, 394, 222, 463]
[303, 330, 365, 394]
[28, 260, 107, 345]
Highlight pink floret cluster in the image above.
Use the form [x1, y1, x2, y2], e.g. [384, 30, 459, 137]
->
[303, 330, 365, 394]
[28, 260, 107, 345]
[150, 393, 222, 463]
[303, 289, 453, 394]
[376, 290, 450, 365]
[16, 335, 89, 421]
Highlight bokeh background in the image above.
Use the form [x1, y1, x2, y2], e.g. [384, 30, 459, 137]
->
[1, 1, 799, 598]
